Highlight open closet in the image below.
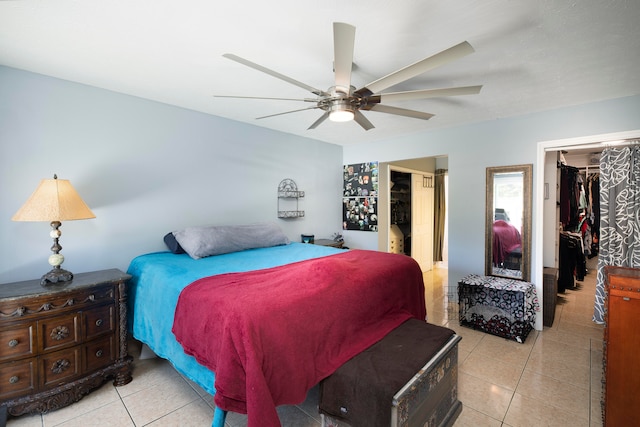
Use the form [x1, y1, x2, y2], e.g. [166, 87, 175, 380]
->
[379, 162, 436, 273]
[390, 170, 412, 256]
[557, 151, 601, 292]
[541, 134, 640, 426]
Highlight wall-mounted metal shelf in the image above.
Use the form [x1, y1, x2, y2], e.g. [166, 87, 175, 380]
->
[278, 178, 305, 219]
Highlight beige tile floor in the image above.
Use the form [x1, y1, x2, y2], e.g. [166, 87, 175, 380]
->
[7, 257, 604, 427]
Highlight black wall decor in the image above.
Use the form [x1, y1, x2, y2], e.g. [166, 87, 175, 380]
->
[342, 162, 378, 231]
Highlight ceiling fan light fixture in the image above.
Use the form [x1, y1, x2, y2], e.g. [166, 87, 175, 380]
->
[329, 110, 355, 122]
[328, 99, 355, 122]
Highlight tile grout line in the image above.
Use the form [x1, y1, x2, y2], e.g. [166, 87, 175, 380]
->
[589, 336, 604, 426]
[122, 399, 137, 427]
[112, 385, 137, 427]
[589, 338, 593, 426]
[500, 329, 540, 425]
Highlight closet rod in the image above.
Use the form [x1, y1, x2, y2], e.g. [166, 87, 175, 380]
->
[577, 167, 599, 173]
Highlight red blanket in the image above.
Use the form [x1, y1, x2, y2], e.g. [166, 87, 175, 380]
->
[172, 249, 426, 427]
[492, 219, 521, 265]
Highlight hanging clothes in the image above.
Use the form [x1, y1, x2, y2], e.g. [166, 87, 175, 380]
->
[558, 231, 587, 292]
[559, 164, 581, 230]
[558, 163, 597, 291]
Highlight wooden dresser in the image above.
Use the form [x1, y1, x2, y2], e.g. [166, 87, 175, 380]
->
[603, 266, 640, 426]
[0, 269, 132, 418]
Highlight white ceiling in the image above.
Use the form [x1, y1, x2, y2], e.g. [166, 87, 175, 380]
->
[1, 0, 639, 146]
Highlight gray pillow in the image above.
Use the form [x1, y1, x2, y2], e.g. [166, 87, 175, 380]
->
[173, 222, 290, 259]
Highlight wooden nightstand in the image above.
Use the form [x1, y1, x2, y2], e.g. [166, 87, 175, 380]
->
[0, 269, 132, 419]
[313, 239, 344, 249]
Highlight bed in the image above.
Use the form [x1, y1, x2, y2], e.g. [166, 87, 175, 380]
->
[492, 219, 522, 266]
[127, 225, 427, 427]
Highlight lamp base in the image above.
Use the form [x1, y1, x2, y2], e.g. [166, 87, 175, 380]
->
[41, 268, 73, 286]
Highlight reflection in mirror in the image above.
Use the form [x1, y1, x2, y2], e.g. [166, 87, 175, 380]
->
[485, 164, 532, 281]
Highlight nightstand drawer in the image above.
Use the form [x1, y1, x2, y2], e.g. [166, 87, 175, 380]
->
[40, 346, 81, 388]
[84, 336, 115, 372]
[0, 322, 35, 361]
[39, 313, 81, 353]
[84, 304, 115, 340]
[0, 359, 35, 399]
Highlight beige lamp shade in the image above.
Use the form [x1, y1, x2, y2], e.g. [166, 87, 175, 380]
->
[12, 175, 95, 222]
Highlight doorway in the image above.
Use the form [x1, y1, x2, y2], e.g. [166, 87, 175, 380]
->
[390, 170, 412, 256]
[379, 160, 437, 272]
[534, 129, 640, 330]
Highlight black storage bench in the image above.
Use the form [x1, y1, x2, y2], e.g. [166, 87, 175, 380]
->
[458, 274, 539, 343]
[319, 319, 462, 427]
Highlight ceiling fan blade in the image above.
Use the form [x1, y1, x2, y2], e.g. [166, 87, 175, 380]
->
[333, 22, 356, 93]
[365, 104, 434, 120]
[308, 112, 330, 129]
[215, 95, 318, 102]
[354, 110, 375, 130]
[256, 106, 321, 120]
[380, 85, 483, 103]
[358, 41, 475, 95]
[223, 53, 328, 96]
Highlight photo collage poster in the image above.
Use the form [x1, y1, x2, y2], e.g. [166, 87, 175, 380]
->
[343, 162, 378, 231]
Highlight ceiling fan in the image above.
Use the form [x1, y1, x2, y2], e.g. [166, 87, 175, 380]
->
[216, 22, 482, 131]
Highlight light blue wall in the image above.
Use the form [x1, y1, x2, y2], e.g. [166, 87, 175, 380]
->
[343, 95, 640, 302]
[0, 66, 343, 283]
[3, 63, 640, 309]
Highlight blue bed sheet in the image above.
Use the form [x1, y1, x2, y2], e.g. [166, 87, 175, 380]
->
[127, 242, 344, 395]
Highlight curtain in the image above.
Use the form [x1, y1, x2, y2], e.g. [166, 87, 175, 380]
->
[433, 169, 447, 262]
[593, 145, 640, 324]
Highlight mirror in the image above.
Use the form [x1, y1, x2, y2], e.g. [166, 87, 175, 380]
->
[485, 164, 532, 281]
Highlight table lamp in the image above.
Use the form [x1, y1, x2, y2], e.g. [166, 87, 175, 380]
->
[12, 174, 95, 285]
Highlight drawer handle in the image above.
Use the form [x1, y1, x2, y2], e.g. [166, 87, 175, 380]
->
[8, 339, 18, 348]
[51, 358, 71, 374]
[96, 349, 104, 358]
[95, 319, 103, 327]
[50, 326, 70, 341]
[9, 376, 19, 384]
